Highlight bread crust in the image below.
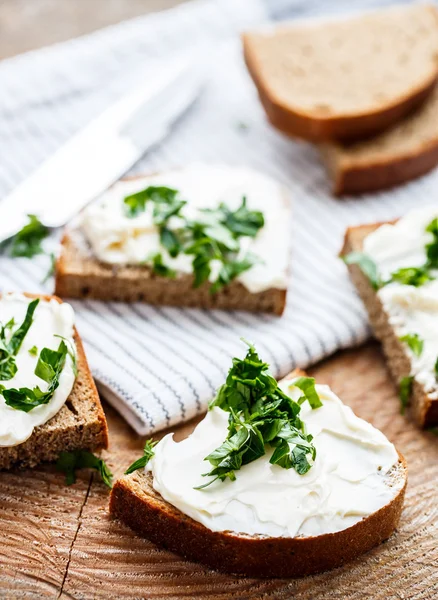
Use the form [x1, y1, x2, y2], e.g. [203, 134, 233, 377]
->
[341, 224, 438, 427]
[321, 128, 438, 196]
[0, 293, 108, 469]
[109, 368, 407, 578]
[242, 5, 438, 143]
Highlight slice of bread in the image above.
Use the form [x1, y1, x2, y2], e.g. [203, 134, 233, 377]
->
[243, 4, 438, 142]
[55, 228, 287, 316]
[0, 294, 108, 470]
[342, 225, 438, 428]
[320, 85, 438, 195]
[109, 370, 407, 579]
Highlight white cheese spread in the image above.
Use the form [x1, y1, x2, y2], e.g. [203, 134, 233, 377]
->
[0, 293, 76, 447]
[80, 164, 290, 294]
[363, 205, 438, 398]
[147, 379, 400, 538]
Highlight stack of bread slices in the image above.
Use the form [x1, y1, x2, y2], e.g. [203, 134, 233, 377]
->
[243, 3, 438, 195]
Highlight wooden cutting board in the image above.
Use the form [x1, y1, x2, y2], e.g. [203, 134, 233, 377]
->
[1, 341, 437, 599]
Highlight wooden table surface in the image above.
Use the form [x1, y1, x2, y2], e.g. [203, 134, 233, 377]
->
[1, 2, 437, 599]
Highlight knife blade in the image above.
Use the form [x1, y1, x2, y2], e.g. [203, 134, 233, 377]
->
[0, 54, 204, 242]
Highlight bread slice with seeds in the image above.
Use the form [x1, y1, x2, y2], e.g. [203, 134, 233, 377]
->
[0, 294, 108, 470]
[110, 369, 407, 578]
[341, 224, 438, 428]
[243, 4, 438, 142]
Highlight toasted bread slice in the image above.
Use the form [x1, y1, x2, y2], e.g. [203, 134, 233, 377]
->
[243, 4, 438, 142]
[0, 294, 108, 470]
[110, 369, 407, 578]
[342, 225, 438, 428]
[320, 85, 438, 195]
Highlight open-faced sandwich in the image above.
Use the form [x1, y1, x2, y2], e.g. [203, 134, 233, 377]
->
[0, 292, 108, 469]
[110, 343, 406, 578]
[342, 205, 438, 427]
[55, 164, 291, 315]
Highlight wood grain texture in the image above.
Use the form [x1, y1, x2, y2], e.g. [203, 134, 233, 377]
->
[2, 342, 437, 599]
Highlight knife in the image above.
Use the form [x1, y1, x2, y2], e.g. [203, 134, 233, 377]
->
[0, 54, 205, 243]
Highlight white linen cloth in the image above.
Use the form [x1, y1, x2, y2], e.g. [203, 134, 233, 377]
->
[0, 0, 435, 434]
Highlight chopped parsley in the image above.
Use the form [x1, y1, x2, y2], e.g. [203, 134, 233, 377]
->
[56, 450, 113, 488]
[28, 345, 38, 357]
[399, 333, 424, 357]
[2, 340, 69, 412]
[195, 341, 322, 489]
[9, 214, 49, 258]
[389, 266, 433, 287]
[149, 253, 177, 279]
[0, 299, 39, 380]
[123, 344, 323, 489]
[342, 252, 381, 290]
[125, 440, 158, 475]
[399, 376, 413, 414]
[123, 186, 264, 293]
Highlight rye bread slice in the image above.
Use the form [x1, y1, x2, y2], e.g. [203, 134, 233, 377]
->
[320, 85, 438, 195]
[342, 224, 438, 428]
[55, 223, 287, 316]
[0, 294, 108, 470]
[109, 370, 407, 579]
[243, 4, 438, 142]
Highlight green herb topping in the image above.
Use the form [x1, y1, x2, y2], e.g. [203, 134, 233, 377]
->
[342, 252, 382, 290]
[2, 340, 69, 412]
[0, 299, 39, 380]
[9, 215, 49, 258]
[399, 333, 424, 357]
[343, 216, 438, 291]
[389, 266, 433, 287]
[125, 440, 158, 475]
[123, 186, 264, 293]
[56, 450, 113, 488]
[399, 376, 413, 414]
[28, 346, 38, 357]
[195, 341, 322, 489]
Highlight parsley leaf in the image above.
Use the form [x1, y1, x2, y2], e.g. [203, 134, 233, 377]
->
[124, 186, 182, 218]
[425, 217, 438, 268]
[399, 376, 413, 414]
[217, 196, 264, 238]
[196, 341, 321, 489]
[2, 340, 68, 412]
[342, 252, 381, 290]
[150, 253, 177, 278]
[389, 266, 433, 287]
[399, 333, 424, 357]
[10, 215, 48, 258]
[56, 450, 113, 487]
[0, 299, 39, 381]
[125, 439, 158, 474]
[28, 346, 38, 357]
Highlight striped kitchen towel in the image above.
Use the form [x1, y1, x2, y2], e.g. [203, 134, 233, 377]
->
[0, 0, 437, 434]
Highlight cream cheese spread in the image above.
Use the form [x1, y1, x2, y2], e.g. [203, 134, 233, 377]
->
[363, 205, 438, 398]
[146, 378, 400, 538]
[80, 164, 290, 294]
[0, 293, 76, 447]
